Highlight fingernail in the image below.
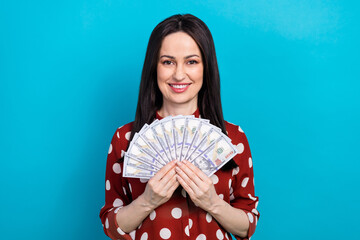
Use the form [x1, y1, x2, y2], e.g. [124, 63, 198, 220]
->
[177, 161, 182, 166]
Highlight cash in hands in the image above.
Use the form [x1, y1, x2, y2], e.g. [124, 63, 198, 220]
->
[123, 115, 239, 179]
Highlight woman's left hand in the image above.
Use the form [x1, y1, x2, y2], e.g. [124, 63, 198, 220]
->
[175, 160, 221, 212]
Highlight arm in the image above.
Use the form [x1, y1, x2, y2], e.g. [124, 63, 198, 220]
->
[115, 160, 179, 233]
[99, 126, 179, 239]
[176, 126, 259, 239]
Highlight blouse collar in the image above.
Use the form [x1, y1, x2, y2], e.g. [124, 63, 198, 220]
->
[156, 108, 200, 120]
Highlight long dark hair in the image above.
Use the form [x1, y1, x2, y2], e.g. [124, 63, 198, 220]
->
[129, 14, 236, 169]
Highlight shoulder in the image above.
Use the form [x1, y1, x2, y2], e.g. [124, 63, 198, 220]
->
[110, 121, 134, 158]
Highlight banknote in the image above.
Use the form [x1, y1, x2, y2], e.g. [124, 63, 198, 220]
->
[123, 115, 239, 179]
[140, 123, 169, 164]
[123, 155, 157, 178]
[191, 135, 238, 176]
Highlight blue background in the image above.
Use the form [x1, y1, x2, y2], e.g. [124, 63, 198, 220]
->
[1, 0, 359, 239]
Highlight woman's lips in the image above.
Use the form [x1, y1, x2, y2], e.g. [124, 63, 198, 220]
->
[168, 83, 191, 93]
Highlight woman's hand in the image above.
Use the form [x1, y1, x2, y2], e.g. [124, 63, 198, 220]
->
[175, 160, 221, 212]
[141, 160, 180, 210]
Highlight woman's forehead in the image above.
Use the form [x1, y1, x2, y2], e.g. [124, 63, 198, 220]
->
[159, 32, 201, 56]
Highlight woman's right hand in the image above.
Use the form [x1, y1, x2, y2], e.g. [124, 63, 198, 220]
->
[141, 160, 179, 210]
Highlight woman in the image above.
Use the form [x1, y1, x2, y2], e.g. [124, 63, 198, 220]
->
[99, 14, 259, 240]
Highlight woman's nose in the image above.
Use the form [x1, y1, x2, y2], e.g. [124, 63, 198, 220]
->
[173, 65, 186, 81]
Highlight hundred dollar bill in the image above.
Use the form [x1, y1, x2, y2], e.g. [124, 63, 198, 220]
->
[172, 116, 186, 160]
[124, 153, 161, 171]
[185, 123, 220, 161]
[151, 120, 172, 162]
[123, 155, 157, 179]
[126, 137, 164, 169]
[192, 135, 238, 176]
[130, 133, 166, 166]
[159, 116, 176, 160]
[181, 117, 203, 161]
[140, 123, 169, 164]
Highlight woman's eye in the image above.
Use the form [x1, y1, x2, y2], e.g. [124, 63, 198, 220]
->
[163, 60, 172, 65]
[187, 60, 198, 64]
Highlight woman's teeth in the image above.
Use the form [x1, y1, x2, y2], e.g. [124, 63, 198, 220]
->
[170, 84, 189, 89]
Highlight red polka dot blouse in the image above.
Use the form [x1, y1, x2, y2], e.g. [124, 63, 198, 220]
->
[99, 111, 260, 240]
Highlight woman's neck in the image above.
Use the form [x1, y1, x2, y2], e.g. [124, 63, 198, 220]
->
[158, 102, 198, 117]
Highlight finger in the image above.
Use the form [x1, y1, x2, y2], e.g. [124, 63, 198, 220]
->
[183, 160, 209, 181]
[176, 161, 203, 188]
[152, 160, 177, 181]
[175, 166, 199, 195]
[162, 172, 178, 193]
[176, 173, 195, 197]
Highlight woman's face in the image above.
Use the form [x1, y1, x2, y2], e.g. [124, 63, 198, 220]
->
[157, 31, 203, 108]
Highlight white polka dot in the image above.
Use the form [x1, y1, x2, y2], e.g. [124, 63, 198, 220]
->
[216, 229, 224, 240]
[160, 228, 171, 239]
[196, 234, 207, 240]
[117, 227, 125, 235]
[129, 183, 132, 193]
[185, 226, 190, 236]
[255, 200, 259, 208]
[138, 222, 142, 229]
[181, 188, 187, 197]
[255, 216, 258, 225]
[171, 208, 182, 219]
[248, 193, 257, 201]
[108, 144, 113, 154]
[140, 178, 148, 183]
[247, 212, 254, 223]
[211, 174, 219, 184]
[228, 179, 232, 189]
[130, 230, 136, 239]
[249, 157, 253, 168]
[206, 213, 212, 223]
[150, 210, 156, 220]
[113, 163, 121, 174]
[125, 131, 131, 140]
[238, 126, 244, 133]
[218, 194, 224, 199]
[105, 218, 109, 229]
[117, 132, 120, 139]
[189, 218, 193, 228]
[121, 150, 125, 158]
[123, 187, 127, 195]
[113, 198, 123, 207]
[232, 166, 240, 176]
[114, 207, 120, 214]
[241, 177, 249, 188]
[140, 232, 148, 240]
[225, 233, 229, 240]
[252, 208, 259, 215]
[230, 193, 235, 201]
[229, 187, 233, 194]
[236, 143, 244, 154]
[106, 180, 111, 191]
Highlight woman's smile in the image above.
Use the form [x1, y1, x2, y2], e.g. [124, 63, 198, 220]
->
[168, 83, 192, 93]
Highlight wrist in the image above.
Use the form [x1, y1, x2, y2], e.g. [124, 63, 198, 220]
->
[208, 195, 227, 216]
[136, 194, 156, 213]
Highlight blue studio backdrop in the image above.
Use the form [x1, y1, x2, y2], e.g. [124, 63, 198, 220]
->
[1, 1, 359, 239]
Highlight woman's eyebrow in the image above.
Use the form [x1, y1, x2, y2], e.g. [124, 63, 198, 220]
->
[159, 54, 200, 59]
[159, 55, 175, 59]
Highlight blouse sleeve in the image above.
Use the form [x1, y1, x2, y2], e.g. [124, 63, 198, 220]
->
[228, 125, 260, 240]
[99, 125, 135, 240]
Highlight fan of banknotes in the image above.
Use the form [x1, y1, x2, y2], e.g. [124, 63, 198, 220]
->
[123, 115, 239, 179]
